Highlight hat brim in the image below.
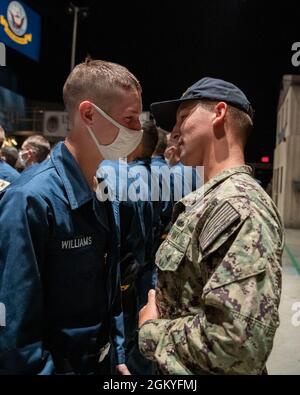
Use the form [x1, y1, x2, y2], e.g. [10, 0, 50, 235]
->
[150, 98, 189, 132]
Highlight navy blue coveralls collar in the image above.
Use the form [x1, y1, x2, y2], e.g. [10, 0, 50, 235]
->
[51, 142, 94, 210]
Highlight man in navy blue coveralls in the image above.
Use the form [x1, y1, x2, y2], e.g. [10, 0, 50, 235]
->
[0, 59, 143, 375]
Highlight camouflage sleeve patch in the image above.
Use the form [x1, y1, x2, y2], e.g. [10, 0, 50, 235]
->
[199, 201, 240, 252]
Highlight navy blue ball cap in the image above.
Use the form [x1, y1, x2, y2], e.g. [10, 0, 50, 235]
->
[150, 77, 254, 132]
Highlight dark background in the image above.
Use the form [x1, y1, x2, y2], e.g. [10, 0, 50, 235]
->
[2, 0, 300, 162]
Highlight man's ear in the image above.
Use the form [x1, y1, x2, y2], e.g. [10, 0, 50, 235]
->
[26, 148, 34, 161]
[79, 101, 94, 126]
[212, 102, 227, 128]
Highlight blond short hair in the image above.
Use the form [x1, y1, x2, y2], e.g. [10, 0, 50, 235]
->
[23, 135, 50, 163]
[63, 58, 142, 119]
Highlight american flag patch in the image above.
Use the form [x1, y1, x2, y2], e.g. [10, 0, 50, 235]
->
[199, 201, 240, 252]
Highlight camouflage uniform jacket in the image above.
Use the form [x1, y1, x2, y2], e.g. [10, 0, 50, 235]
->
[139, 165, 284, 375]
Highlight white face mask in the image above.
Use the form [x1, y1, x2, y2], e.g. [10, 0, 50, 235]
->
[18, 151, 28, 168]
[86, 103, 143, 161]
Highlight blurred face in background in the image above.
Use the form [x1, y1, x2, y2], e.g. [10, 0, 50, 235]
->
[164, 127, 181, 166]
[18, 142, 34, 169]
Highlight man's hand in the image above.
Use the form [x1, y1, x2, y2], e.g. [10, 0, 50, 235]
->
[116, 364, 131, 375]
[138, 289, 159, 328]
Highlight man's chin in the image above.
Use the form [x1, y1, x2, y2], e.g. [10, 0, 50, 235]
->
[180, 152, 199, 167]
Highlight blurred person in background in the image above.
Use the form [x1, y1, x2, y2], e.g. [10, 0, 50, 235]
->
[0, 125, 20, 185]
[160, 126, 202, 237]
[97, 119, 158, 375]
[164, 128, 181, 166]
[152, 127, 168, 164]
[0, 146, 18, 168]
[151, 128, 173, 249]
[17, 134, 51, 171]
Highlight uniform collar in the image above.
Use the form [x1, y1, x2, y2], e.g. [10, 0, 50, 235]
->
[130, 157, 152, 166]
[177, 165, 252, 216]
[204, 165, 253, 195]
[51, 142, 94, 210]
[151, 155, 165, 161]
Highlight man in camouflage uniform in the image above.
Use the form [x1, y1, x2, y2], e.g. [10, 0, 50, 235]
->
[138, 77, 284, 375]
